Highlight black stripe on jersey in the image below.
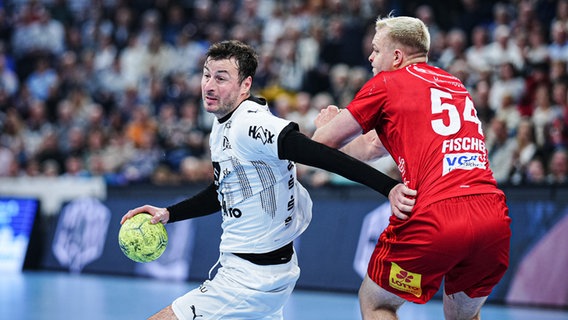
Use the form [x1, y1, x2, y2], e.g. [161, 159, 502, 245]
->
[231, 157, 253, 200]
[252, 160, 277, 218]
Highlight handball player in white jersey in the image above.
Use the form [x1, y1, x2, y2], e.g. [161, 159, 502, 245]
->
[121, 40, 415, 320]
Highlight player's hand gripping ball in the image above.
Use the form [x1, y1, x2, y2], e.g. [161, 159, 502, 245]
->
[118, 213, 168, 263]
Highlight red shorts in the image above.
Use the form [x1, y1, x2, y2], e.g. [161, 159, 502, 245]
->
[367, 193, 511, 303]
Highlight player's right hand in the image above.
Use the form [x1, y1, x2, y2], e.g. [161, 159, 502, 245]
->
[120, 205, 170, 225]
[315, 105, 340, 128]
[388, 184, 417, 220]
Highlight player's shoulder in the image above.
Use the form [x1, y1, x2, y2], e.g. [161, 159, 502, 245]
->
[229, 97, 285, 155]
[403, 63, 467, 92]
[231, 96, 287, 138]
[234, 97, 270, 120]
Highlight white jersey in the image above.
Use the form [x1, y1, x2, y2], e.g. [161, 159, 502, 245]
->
[209, 97, 313, 253]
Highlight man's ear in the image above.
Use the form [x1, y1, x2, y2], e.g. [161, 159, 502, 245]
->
[393, 49, 403, 69]
[241, 76, 252, 94]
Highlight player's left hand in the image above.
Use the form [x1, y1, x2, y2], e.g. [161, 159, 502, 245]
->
[388, 184, 417, 220]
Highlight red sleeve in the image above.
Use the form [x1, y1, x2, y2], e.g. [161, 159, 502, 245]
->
[346, 75, 388, 133]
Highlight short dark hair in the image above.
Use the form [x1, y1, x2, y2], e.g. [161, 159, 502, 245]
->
[206, 40, 258, 83]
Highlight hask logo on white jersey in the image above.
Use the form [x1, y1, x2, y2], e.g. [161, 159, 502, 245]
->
[443, 152, 486, 176]
[248, 125, 275, 144]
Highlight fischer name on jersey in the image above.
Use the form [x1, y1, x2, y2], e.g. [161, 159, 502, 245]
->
[347, 63, 503, 209]
[209, 97, 312, 254]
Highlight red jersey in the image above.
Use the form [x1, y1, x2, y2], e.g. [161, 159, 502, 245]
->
[347, 63, 503, 208]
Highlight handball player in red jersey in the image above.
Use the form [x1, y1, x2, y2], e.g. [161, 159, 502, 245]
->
[312, 15, 511, 320]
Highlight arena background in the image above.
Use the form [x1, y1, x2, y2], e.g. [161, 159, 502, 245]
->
[2, 178, 567, 309]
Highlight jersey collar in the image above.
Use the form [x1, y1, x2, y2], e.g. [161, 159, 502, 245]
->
[217, 95, 267, 124]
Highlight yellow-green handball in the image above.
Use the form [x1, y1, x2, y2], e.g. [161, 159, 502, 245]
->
[118, 213, 168, 263]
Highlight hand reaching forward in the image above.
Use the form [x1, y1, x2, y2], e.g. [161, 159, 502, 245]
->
[388, 184, 417, 220]
[315, 105, 341, 128]
[120, 204, 170, 225]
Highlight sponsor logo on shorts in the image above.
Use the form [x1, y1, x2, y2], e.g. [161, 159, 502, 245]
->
[190, 305, 203, 319]
[389, 262, 422, 297]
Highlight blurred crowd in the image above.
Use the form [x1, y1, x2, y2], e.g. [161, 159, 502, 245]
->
[0, 0, 567, 187]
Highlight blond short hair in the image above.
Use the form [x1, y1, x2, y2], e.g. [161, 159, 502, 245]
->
[375, 16, 430, 55]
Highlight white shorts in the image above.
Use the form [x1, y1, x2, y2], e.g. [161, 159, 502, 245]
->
[172, 251, 300, 320]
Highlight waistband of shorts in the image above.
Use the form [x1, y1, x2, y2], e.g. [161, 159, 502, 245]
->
[233, 242, 294, 265]
[428, 192, 505, 206]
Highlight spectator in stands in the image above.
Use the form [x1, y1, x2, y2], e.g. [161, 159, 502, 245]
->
[21, 99, 53, 158]
[83, 128, 107, 170]
[496, 94, 522, 134]
[125, 104, 158, 148]
[437, 28, 468, 70]
[93, 32, 117, 73]
[64, 125, 86, 158]
[95, 54, 128, 108]
[328, 63, 351, 107]
[543, 116, 568, 155]
[24, 158, 41, 177]
[415, 4, 442, 42]
[109, 5, 134, 51]
[179, 100, 208, 155]
[550, 60, 568, 83]
[277, 32, 304, 92]
[551, 78, 568, 126]
[489, 62, 526, 112]
[297, 19, 324, 75]
[156, 102, 189, 172]
[472, 79, 496, 134]
[120, 129, 162, 184]
[532, 83, 563, 147]
[41, 159, 60, 176]
[0, 142, 16, 177]
[139, 32, 175, 83]
[548, 20, 568, 62]
[173, 27, 208, 77]
[287, 91, 318, 137]
[62, 153, 89, 177]
[485, 25, 525, 72]
[0, 52, 19, 98]
[272, 92, 293, 119]
[162, 4, 186, 46]
[509, 118, 538, 185]
[525, 156, 546, 184]
[486, 117, 517, 184]
[98, 130, 134, 181]
[525, 28, 550, 66]
[547, 148, 568, 184]
[25, 57, 59, 102]
[487, 2, 514, 40]
[517, 62, 550, 117]
[513, 0, 542, 36]
[0, 0, 566, 188]
[346, 65, 372, 100]
[34, 129, 65, 172]
[465, 25, 491, 78]
[552, 0, 568, 27]
[11, 2, 65, 62]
